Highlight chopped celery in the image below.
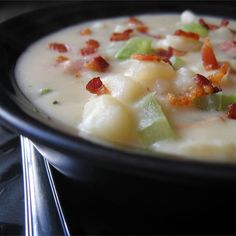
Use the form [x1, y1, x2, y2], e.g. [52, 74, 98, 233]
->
[170, 56, 185, 70]
[135, 93, 175, 145]
[115, 37, 152, 60]
[195, 92, 236, 111]
[181, 23, 208, 37]
[39, 88, 52, 96]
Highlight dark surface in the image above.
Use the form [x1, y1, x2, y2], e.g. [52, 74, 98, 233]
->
[0, 127, 24, 235]
[51, 164, 236, 235]
[0, 3, 57, 235]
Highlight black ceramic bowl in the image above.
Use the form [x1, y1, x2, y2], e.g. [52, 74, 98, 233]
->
[1, 1, 236, 200]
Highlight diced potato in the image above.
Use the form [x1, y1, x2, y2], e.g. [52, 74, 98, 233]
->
[124, 59, 176, 89]
[166, 35, 202, 51]
[79, 95, 135, 144]
[102, 75, 146, 103]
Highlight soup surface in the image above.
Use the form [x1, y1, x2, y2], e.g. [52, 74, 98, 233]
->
[15, 11, 236, 161]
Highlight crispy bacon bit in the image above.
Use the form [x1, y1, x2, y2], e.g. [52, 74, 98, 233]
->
[55, 55, 69, 63]
[80, 47, 96, 56]
[86, 77, 109, 95]
[136, 25, 149, 33]
[128, 16, 144, 25]
[194, 74, 212, 87]
[201, 38, 219, 70]
[153, 47, 186, 63]
[49, 43, 68, 53]
[174, 29, 199, 40]
[168, 74, 221, 106]
[131, 54, 162, 62]
[80, 39, 100, 56]
[207, 62, 229, 85]
[86, 39, 100, 49]
[110, 29, 133, 41]
[227, 103, 236, 119]
[155, 48, 173, 60]
[199, 18, 229, 30]
[168, 93, 192, 106]
[194, 74, 221, 94]
[168, 86, 208, 106]
[84, 56, 109, 72]
[80, 28, 92, 36]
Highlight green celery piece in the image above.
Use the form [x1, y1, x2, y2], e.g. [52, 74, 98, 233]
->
[115, 37, 152, 60]
[39, 88, 52, 96]
[170, 56, 184, 70]
[135, 93, 175, 145]
[195, 92, 236, 111]
[181, 23, 208, 37]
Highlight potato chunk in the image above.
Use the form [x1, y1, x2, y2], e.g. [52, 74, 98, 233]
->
[102, 75, 146, 103]
[166, 35, 202, 51]
[79, 95, 135, 144]
[124, 59, 176, 89]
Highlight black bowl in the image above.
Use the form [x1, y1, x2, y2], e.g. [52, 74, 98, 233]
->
[1, 1, 236, 198]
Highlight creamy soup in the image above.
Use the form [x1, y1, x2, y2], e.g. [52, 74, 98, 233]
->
[15, 11, 236, 161]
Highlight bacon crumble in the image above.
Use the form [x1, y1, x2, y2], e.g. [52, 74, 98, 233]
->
[86, 77, 109, 95]
[227, 103, 236, 119]
[194, 74, 221, 94]
[80, 39, 100, 56]
[84, 56, 109, 72]
[128, 16, 144, 25]
[80, 28, 92, 36]
[154, 48, 173, 61]
[174, 29, 200, 40]
[207, 62, 229, 85]
[136, 25, 149, 33]
[154, 47, 186, 61]
[80, 47, 96, 56]
[168, 74, 221, 106]
[49, 43, 68, 53]
[131, 54, 162, 62]
[55, 55, 69, 63]
[110, 29, 133, 41]
[201, 38, 219, 70]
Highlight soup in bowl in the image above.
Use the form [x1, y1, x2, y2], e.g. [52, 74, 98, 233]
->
[15, 10, 236, 161]
[1, 3, 236, 185]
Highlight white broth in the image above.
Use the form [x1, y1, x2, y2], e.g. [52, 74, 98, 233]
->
[15, 11, 236, 161]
